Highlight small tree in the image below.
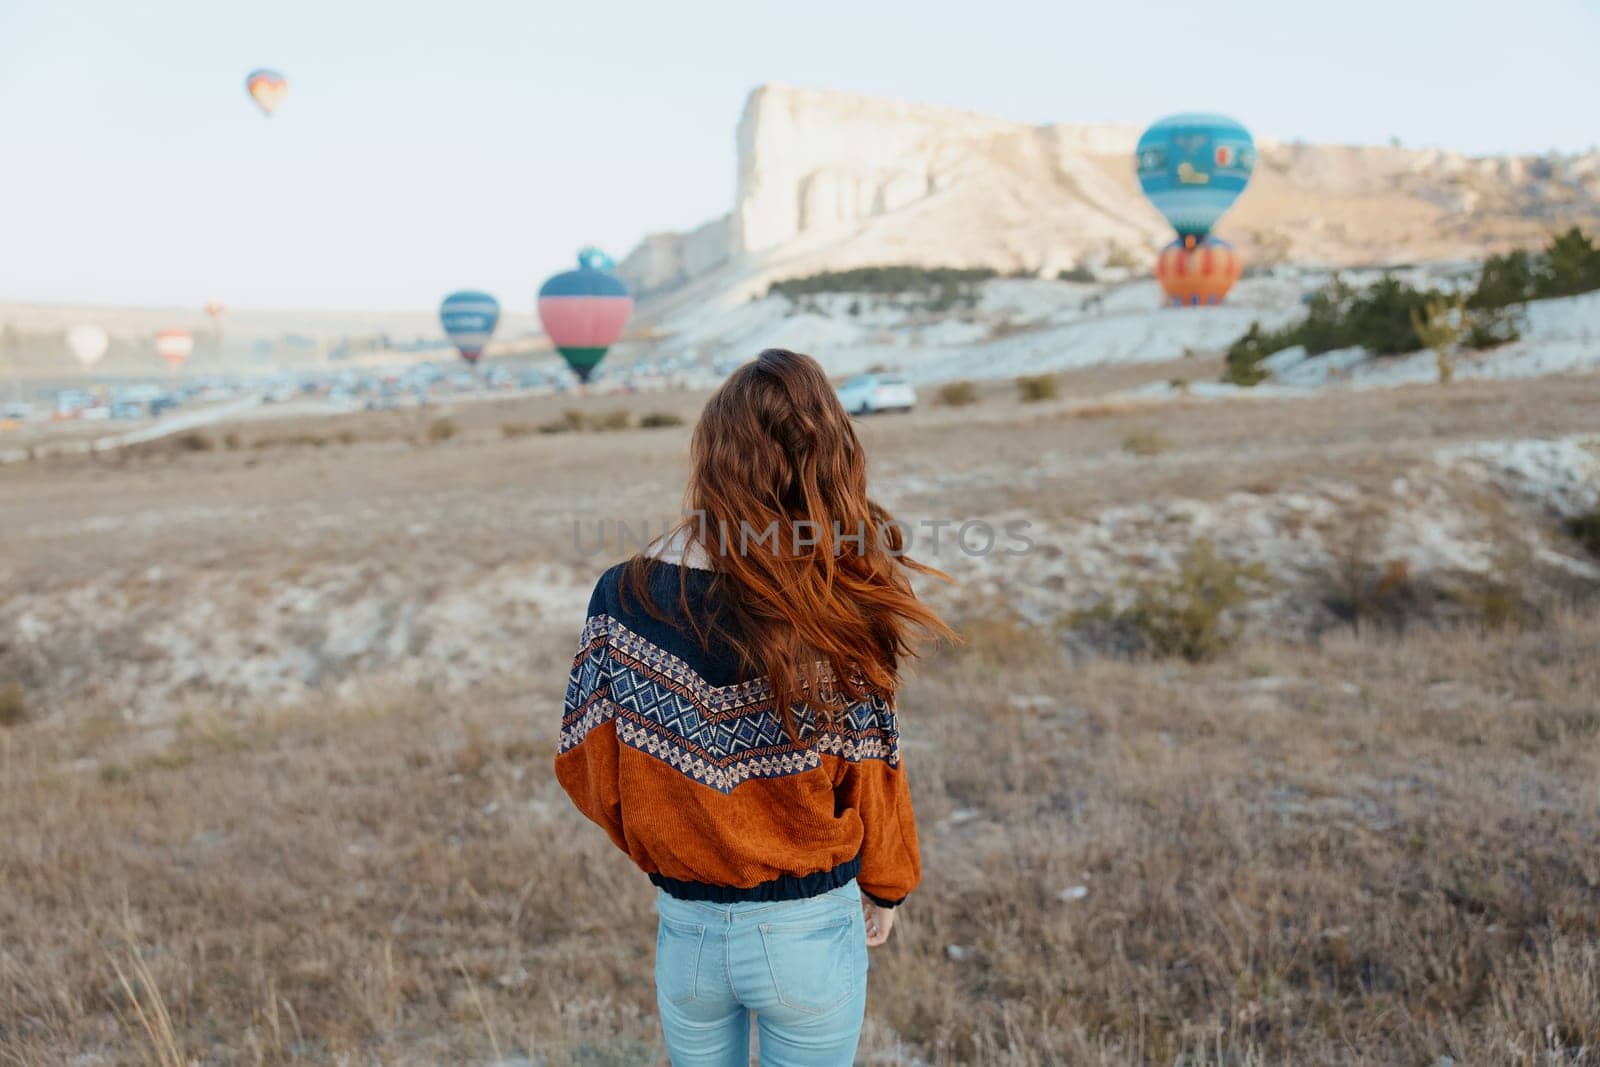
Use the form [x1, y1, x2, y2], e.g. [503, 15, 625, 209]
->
[1469, 248, 1535, 309]
[1409, 293, 1466, 385]
[1539, 226, 1600, 298]
[1223, 321, 1275, 385]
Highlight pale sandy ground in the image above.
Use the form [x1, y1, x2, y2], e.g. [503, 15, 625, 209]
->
[3, 362, 1599, 716]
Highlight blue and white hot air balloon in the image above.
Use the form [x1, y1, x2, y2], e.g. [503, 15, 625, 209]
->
[439, 290, 500, 365]
[1135, 113, 1256, 240]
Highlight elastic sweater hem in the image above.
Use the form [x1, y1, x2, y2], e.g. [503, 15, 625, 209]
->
[650, 856, 863, 904]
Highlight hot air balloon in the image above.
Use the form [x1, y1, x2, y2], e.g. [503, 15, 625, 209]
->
[1155, 237, 1243, 307]
[205, 301, 225, 321]
[155, 329, 193, 370]
[538, 253, 632, 384]
[439, 291, 500, 365]
[1136, 113, 1255, 305]
[245, 69, 288, 116]
[66, 325, 109, 371]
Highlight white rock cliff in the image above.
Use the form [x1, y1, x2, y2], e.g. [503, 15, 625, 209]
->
[617, 84, 1600, 305]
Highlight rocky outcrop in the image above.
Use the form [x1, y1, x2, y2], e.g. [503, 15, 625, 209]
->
[617, 84, 1600, 304]
[616, 215, 733, 297]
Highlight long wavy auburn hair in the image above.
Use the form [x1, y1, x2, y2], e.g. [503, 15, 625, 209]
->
[623, 348, 955, 740]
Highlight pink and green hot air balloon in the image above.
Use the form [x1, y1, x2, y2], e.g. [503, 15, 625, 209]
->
[538, 251, 632, 383]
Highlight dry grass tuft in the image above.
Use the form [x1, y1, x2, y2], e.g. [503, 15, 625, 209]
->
[936, 381, 979, 407]
[174, 431, 213, 452]
[1015, 374, 1058, 403]
[588, 409, 633, 433]
[0, 682, 28, 727]
[1120, 427, 1172, 456]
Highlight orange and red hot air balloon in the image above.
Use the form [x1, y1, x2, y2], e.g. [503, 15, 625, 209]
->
[245, 69, 288, 116]
[1154, 236, 1243, 308]
[155, 329, 194, 370]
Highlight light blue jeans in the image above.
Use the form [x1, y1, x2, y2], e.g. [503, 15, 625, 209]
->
[655, 880, 869, 1066]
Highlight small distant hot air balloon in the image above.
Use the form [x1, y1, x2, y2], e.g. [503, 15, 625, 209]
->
[67, 325, 109, 371]
[245, 69, 288, 116]
[439, 291, 500, 365]
[1136, 113, 1255, 305]
[205, 301, 226, 321]
[155, 329, 194, 370]
[577, 246, 616, 273]
[538, 252, 632, 384]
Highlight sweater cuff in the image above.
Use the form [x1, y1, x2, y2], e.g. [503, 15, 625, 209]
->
[864, 890, 906, 909]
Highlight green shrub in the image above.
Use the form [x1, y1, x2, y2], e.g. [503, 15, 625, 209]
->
[174, 431, 213, 452]
[936, 381, 979, 406]
[588, 409, 632, 432]
[1538, 226, 1600, 298]
[501, 422, 538, 439]
[1468, 248, 1536, 309]
[425, 418, 457, 443]
[1462, 303, 1524, 349]
[639, 411, 685, 429]
[1057, 265, 1096, 283]
[1015, 375, 1058, 403]
[1083, 540, 1271, 662]
[1223, 274, 1515, 386]
[1222, 322, 1277, 386]
[767, 266, 995, 313]
[1220, 227, 1600, 387]
[1567, 510, 1600, 558]
[768, 265, 999, 300]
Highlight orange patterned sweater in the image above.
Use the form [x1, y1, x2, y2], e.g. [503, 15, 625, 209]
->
[555, 560, 920, 907]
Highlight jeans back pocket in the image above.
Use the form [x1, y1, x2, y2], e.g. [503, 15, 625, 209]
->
[656, 915, 706, 1006]
[758, 912, 857, 1015]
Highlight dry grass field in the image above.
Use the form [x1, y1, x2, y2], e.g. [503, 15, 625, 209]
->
[2, 362, 1599, 1064]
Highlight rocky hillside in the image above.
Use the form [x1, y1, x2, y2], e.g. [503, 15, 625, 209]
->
[618, 85, 1600, 309]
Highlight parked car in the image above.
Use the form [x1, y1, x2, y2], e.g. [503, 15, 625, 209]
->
[836, 374, 915, 415]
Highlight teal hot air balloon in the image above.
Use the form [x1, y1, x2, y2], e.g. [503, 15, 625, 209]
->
[1136, 114, 1256, 240]
[439, 291, 500, 365]
[538, 253, 632, 384]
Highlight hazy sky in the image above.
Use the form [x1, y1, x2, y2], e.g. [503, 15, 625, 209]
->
[2, 0, 1595, 311]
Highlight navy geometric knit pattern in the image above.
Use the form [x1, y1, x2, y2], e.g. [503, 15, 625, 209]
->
[561, 613, 900, 795]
